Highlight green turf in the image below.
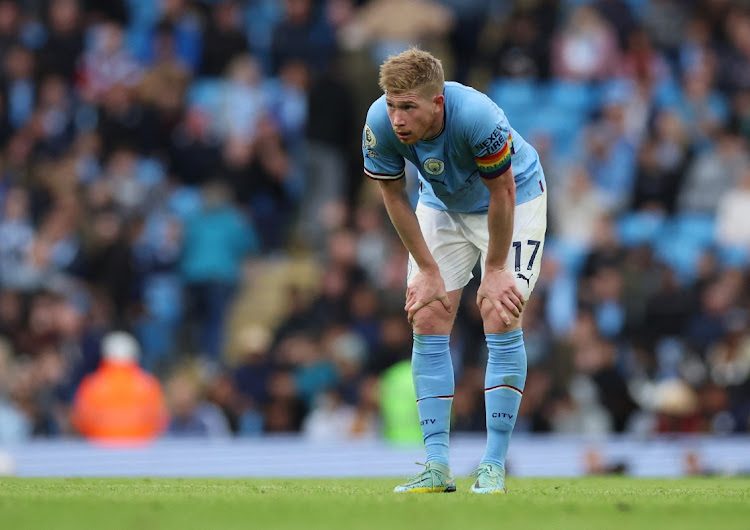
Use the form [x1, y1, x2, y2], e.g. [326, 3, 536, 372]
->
[1, 477, 749, 530]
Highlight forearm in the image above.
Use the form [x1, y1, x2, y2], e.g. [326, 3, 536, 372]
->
[379, 182, 438, 272]
[484, 175, 516, 270]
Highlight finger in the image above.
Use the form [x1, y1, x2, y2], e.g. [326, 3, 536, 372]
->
[407, 301, 425, 322]
[493, 299, 511, 326]
[502, 296, 521, 318]
[476, 292, 485, 308]
[404, 295, 414, 310]
[505, 293, 524, 314]
[439, 294, 452, 313]
[512, 286, 526, 305]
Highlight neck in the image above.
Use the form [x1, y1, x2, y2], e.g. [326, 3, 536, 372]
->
[423, 107, 445, 141]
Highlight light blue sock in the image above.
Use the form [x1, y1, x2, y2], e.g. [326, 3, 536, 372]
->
[412, 334, 454, 466]
[481, 329, 527, 469]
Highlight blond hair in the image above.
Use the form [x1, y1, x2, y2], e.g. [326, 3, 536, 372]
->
[378, 48, 445, 98]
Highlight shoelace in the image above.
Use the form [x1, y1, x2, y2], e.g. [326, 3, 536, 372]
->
[403, 462, 426, 481]
[470, 465, 499, 485]
[406, 462, 445, 483]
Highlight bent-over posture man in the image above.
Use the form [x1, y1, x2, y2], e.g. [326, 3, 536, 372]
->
[363, 48, 547, 494]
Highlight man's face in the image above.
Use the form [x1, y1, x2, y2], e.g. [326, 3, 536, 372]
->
[385, 90, 443, 145]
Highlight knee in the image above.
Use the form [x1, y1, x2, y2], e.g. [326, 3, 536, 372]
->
[412, 301, 454, 335]
[479, 298, 521, 334]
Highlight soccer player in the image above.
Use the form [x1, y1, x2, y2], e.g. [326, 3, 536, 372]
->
[362, 48, 547, 494]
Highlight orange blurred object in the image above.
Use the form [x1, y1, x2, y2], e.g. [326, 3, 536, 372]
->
[71, 332, 168, 445]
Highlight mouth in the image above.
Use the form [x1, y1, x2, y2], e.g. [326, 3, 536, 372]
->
[395, 131, 411, 141]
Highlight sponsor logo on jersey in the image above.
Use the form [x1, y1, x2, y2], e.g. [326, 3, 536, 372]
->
[475, 126, 515, 155]
[365, 148, 379, 158]
[363, 123, 377, 148]
[516, 272, 533, 287]
[423, 158, 445, 175]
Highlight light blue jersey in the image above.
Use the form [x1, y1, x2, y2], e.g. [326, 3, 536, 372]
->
[363, 81, 545, 214]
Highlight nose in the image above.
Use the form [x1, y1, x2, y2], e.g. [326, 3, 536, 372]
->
[391, 110, 406, 128]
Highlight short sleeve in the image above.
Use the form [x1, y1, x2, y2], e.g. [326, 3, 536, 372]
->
[466, 99, 514, 180]
[362, 101, 405, 180]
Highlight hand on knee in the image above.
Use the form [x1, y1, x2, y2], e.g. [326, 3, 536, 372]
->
[480, 297, 521, 334]
[411, 301, 455, 335]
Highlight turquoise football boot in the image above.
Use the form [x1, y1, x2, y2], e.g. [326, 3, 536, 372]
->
[393, 462, 456, 493]
[469, 463, 507, 494]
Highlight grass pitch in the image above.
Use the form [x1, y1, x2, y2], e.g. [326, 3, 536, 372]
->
[1, 477, 749, 530]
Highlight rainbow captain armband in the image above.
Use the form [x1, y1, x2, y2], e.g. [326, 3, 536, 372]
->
[475, 135, 513, 179]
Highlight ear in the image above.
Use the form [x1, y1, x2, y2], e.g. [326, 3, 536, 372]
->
[433, 94, 445, 112]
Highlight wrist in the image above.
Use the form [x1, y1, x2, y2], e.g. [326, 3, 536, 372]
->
[417, 261, 440, 275]
[485, 264, 507, 273]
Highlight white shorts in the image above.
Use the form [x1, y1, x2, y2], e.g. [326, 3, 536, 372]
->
[407, 191, 547, 299]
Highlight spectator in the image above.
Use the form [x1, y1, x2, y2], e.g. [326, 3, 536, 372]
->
[706, 310, 750, 389]
[302, 389, 358, 440]
[0, 337, 31, 443]
[551, 165, 608, 246]
[180, 180, 258, 362]
[596, 0, 637, 51]
[619, 26, 670, 85]
[632, 109, 692, 213]
[0, 187, 35, 289]
[137, 21, 192, 127]
[551, 5, 620, 81]
[168, 107, 222, 186]
[217, 54, 266, 141]
[3, 45, 36, 130]
[671, 65, 730, 150]
[0, 0, 20, 72]
[201, 0, 248, 77]
[37, 0, 85, 80]
[80, 208, 133, 321]
[338, 0, 453, 65]
[71, 331, 168, 444]
[298, 57, 356, 248]
[574, 337, 638, 432]
[270, 0, 337, 76]
[33, 75, 77, 158]
[220, 131, 293, 252]
[643, 0, 690, 62]
[165, 370, 231, 437]
[678, 130, 748, 213]
[717, 8, 750, 93]
[148, 0, 202, 74]
[716, 166, 750, 248]
[232, 323, 273, 408]
[489, 11, 549, 80]
[77, 21, 142, 103]
[97, 85, 155, 157]
[583, 89, 639, 212]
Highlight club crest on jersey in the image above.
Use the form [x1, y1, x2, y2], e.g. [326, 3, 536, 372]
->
[423, 158, 445, 175]
[363, 124, 377, 148]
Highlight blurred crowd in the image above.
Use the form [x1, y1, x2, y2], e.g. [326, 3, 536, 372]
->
[0, 0, 749, 444]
